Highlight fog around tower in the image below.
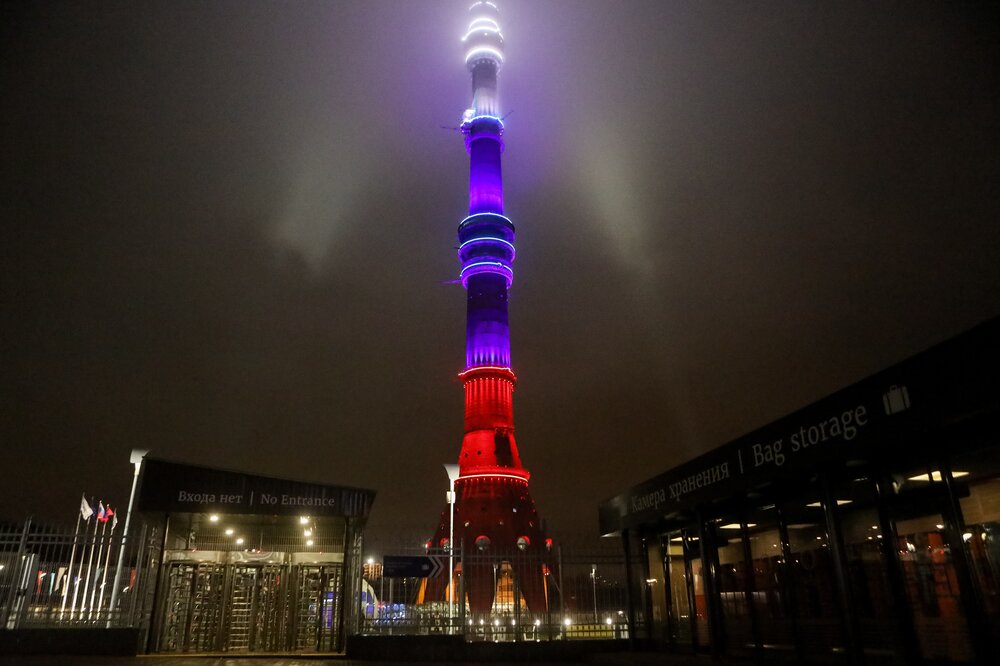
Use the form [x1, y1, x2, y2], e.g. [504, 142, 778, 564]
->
[2, 1, 999, 544]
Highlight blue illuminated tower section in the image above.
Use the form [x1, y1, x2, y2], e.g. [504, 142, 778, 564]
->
[427, 1, 551, 615]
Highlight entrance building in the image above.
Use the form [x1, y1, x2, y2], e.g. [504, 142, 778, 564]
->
[600, 317, 999, 664]
[136, 458, 374, 654]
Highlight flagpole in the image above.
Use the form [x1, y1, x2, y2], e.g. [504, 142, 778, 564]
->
[80, 502, 100, 620]
[96, 511, 115, 618]
[88, 517, 107, 619]
[108, 449, 146, 627]
[71, 497, 94, 620]
[60, 496, 84, 618]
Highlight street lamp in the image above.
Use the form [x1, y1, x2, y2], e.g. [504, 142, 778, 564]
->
[107, 448, 147, 627]
[591, 564, 598, 624]
[444, 463, 460, 633]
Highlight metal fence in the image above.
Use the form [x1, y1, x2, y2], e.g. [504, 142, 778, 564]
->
[358, 538, 642, 642]
[0, 518, 160, 631]
[1, 518, 647, 649]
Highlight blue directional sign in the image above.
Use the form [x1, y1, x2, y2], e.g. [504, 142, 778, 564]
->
[382, 555, 445, 578]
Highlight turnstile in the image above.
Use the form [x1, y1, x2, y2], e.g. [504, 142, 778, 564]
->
[158, 561, 225, 652]
[224, 564, 287, 651]
[155, 552, 343, 653]
[292, 565, 342, 652]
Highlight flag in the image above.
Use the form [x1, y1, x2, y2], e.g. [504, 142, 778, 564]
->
[97, 502, 107, 523]
[80, 495, 94, 521]
[105, 505, 115, 521]
[112, 510, 118, 530]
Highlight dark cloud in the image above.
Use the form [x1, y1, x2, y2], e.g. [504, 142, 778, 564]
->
[2, 1, 999, 542]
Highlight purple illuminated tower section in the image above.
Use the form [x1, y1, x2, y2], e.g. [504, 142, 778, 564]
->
[425, 1, 552, 614]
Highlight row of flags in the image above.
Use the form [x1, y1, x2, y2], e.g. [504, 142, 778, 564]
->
[80, 495, 118, 528]
[60, 493, 124, 621]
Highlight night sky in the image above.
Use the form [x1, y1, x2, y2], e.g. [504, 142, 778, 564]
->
[3, 1, 999, 545]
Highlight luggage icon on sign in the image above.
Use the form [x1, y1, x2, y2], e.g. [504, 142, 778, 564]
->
[882, 385, 910, 415]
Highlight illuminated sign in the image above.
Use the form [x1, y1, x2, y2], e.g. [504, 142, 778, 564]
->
[137, 458, 375, 517]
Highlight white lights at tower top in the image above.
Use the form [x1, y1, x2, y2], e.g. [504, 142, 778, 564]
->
[463, 1, 504, 70]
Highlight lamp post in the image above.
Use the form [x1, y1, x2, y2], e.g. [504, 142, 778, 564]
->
[107, 448, 147, 627]
[444, 463, 460, 633]
[591, 564, 598, 624]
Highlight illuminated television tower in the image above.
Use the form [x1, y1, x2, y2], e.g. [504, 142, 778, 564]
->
[426, 1, 550, 614]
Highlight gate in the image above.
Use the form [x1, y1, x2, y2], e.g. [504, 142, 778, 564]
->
[224, 564, 288, 651]
[158, 561, 225, 652]
[153, 551, 344, 653]
[292, 565, 342, 651]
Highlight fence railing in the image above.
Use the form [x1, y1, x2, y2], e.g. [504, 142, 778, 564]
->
[2, 519, 648, 649]
[358, 539, 643, 642]
[0, 518, 159, 630]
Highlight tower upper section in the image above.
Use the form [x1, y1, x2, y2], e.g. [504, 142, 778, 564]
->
[463, 1, 504, 118]
[457, 2, 517, 455]
[461, 1, 506, 217]
[458, 1, 513, 375]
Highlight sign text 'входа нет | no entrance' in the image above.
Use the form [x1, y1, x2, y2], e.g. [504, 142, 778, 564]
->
[136, 457, 375, 517]
[175, 490, 337, 509]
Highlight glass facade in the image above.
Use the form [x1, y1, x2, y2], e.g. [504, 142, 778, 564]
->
[621, 455, 999, 664]
[601, 317, 999, 664]
[953, 447, 1000, 640]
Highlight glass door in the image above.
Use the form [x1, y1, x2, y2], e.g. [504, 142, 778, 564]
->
[832, 474, 900, 662]
[685, 532, 709, 648]
[665, 530, 694, 646]
[663, 530, 706, 649]
[710, 517, 754, 656]
[894, 511, 973, 661]
[891, 465, 974, 663]
[745, 504, 798, 657]
[645, 538, 668, 642]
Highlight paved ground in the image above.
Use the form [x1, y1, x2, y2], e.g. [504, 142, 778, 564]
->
[0, 652, 724, 666]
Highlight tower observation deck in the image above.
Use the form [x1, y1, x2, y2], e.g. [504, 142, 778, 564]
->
[425, 1, 552, 614]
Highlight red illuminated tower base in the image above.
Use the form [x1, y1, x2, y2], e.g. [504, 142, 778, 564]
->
[428, 477, 550, 613]
[425, 369, 551, 612]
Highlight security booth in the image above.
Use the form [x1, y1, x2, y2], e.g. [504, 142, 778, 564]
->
[600, 317, 999, 665]
[136, 458, 374, 654]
